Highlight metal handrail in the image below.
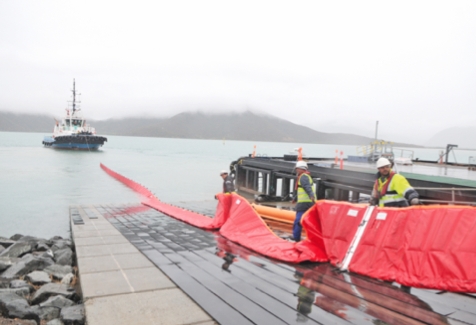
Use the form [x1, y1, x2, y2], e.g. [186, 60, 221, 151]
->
[413, 187, 476, 205]
[393, 148, 414, 160]
[419, 199, 476, 206]
[414, 187, 476, 191]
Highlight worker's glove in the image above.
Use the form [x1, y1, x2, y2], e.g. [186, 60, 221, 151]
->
[410, 198, 420, 205]
[291, 199, 296, 204]
[369, 197, 378, 206]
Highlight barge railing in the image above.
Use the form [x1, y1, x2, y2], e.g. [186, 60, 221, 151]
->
[414, 187, 476, 206]
[233, 156, 476, 206]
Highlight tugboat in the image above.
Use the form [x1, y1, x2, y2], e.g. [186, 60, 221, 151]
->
[42, 80, 107, 150]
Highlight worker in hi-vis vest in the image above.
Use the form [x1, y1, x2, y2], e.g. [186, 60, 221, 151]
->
[292, 161, 316, 241]
[370, 157, 420, 207]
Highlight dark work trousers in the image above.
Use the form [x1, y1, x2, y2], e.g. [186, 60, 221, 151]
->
[293, 211, 305, 241]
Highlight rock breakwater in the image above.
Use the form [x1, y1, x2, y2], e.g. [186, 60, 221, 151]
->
[0, 234, 84, 325]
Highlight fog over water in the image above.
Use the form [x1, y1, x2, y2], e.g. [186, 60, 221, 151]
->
[1, 1, 476, 145]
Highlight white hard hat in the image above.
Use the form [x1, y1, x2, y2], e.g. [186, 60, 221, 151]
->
[295, 160, 308, 170]
[220, 170, 228, 175]
[376, 157, 391, 168]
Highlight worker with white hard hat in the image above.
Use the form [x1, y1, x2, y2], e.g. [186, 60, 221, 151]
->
[370, 157, 419, 207]
[220, 169, 235, 194]
[292, 160, 316, 241]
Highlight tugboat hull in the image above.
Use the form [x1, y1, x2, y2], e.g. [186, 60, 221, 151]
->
[43, 135, 107, 150]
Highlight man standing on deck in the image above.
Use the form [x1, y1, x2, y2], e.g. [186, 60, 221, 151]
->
[292, 161, 316, 241]
[220, 170, 235, 194]
[370, 157, 420, 207]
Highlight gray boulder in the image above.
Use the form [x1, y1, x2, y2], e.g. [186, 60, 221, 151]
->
[18, 235, 42, 243]
[60, 304, 84, 325]
[0, 278, 9, 289]
[0, 292, 40, 323]
[26, 271, 51, 285]
[40, 295, 74, 309]
[54, 248, 73, 266]
[19, 237, 49, 252]
[47, 318, 64, 325]
[0, 286, 30, 298]
[35, 249, 55, 260]
[10, 279, 34, 293]
[0, 257, 20, 272]
[0, 237, 15, 248]
[36, 242, 50, 251]
[32, 251, 48, 258]
[35, 306, 61, 321]
[51, 240, 72, 253]
[0, 241, 33, 258]
[47, 236, 63, 243]
[31, 283, 76, 305]
[44, 265, 73, 281]
[10, 234, 24, 241]
[1, 255, 54, 279]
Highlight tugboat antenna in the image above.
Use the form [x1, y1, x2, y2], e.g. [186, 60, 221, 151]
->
[72, 79, 76, 114]
[69, 79, 81, 115]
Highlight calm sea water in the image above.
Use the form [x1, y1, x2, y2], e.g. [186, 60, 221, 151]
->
[1, 131, 475, 239]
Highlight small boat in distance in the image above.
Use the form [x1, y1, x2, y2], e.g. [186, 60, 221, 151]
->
[42, 79, 107, 150]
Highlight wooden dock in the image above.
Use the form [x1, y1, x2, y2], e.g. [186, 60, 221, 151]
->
[71, 201, 476, 325]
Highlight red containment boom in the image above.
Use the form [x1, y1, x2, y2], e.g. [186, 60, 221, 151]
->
[101, 163, 476, 292]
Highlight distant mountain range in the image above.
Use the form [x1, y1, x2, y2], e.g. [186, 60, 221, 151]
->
[0, 112, 55, 133]
[0, 110, 420, 146]
[425, 126, 475, 149]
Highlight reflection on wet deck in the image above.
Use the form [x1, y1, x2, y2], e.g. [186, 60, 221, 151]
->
[97, 202, 476, 325]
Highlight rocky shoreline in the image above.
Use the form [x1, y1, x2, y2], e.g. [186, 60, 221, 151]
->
[0, 234, 84, 325]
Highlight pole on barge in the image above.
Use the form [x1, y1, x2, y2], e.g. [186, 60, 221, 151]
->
[375, 120, 379, 140]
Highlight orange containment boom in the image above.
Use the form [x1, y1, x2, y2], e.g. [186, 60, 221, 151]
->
[251, 204, 295, 224]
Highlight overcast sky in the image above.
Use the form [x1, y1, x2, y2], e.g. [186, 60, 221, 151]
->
[1, 1, 475, 145]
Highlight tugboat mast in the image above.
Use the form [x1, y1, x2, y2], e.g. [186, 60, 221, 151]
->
[68, 78, 81, 115]
[72, 79, 76, 114]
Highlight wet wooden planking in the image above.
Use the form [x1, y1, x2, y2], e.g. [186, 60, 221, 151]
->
[204, 246, 427, 325]
[159, 263, 253, 325]
[177, 250, 325, 325]
[97, 203, 476, 325]
[100, 207, 292, 324]
[191, 248, 368, 325]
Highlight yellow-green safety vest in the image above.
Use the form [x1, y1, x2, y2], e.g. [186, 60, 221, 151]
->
[297, 174, 316, 203]
[376, 173, 413, 207]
